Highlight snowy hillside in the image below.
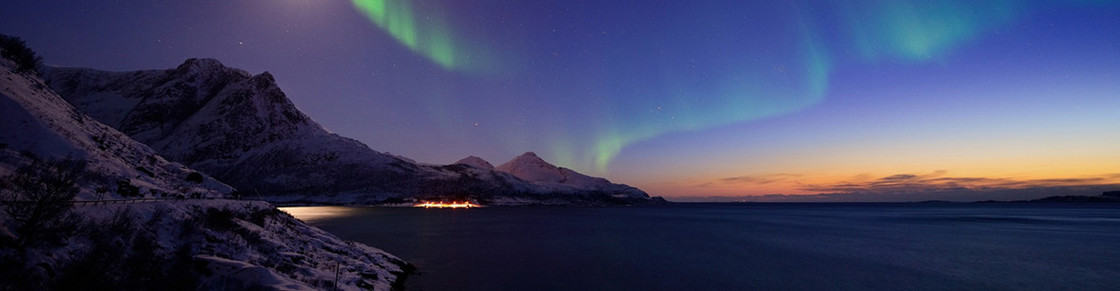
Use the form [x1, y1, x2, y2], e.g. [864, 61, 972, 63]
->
[1, 200, 411, 290]
[0, 47, 410, 290]
[496, 152, 650, 199]
[0, 57, 231, 200]
[497, 152, 610, 187]
[45, 58, 658, 205]
[455, 156, 495, 170]
[46, 59, 426, 200]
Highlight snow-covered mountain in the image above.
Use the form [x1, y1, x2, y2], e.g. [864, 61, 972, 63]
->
[0, 49, 409, 289]
[437, 153, 653, 205]
[0, 57, 231, 199]
[455, 156, 495, 170]
[496, 152, 649, 199]
[45, 58, 658, 205]
[45, 59, 422, 202]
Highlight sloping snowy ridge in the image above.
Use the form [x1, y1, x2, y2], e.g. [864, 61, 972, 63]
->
[0, 48, 409, 289]
[46, 58, 658, 205]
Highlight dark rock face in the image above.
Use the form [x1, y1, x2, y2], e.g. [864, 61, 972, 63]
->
[48, 59, 306, 161]
[46, 59, 656, 205]
[46, 59, 421, 198]
[1, 56, 232, 200]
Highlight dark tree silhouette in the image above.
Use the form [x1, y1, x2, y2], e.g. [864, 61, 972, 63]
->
[0, 34, 43, 74]
[1, 158, 86, 248]
[185, 172, 204, 183]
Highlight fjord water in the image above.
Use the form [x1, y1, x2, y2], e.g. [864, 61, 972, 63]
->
[285, 204, 1120, 290]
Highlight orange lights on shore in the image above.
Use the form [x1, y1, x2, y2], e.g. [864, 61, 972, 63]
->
[414, 201, 479, 208]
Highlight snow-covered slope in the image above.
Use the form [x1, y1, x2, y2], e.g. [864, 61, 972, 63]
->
[455, 156, 495, 170]
[497, 152, 607, 186]
[2, 200, 411, 290]
[46, 59, 423, 201]
[496, 152, 649, 199]
[0, 53, 410, 290]
[0, 58, 231, 199]
[45, 59, 657, 205]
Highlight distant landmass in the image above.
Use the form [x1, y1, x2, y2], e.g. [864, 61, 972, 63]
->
[45, 58, 660, 206]
[1021, 191, 1120, 203]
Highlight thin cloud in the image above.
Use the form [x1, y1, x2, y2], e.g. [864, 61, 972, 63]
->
[801, 171, 1120, 194]
[704, 173, 803, 187]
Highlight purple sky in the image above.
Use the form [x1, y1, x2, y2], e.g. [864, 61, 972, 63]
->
[4, 0, 1119, 200]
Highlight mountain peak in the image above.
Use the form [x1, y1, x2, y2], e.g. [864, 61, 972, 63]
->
[496, 152, 562, 183]
[177, 58, 226, 71]
[249, 71, 277, 90]
[498, 152, 556, 171]
[455, 156, 494, 170]
[173, 58, 254, 80]
[255, 71, 274, 80]
[493, 151, 649, 200]
[511, 151, 546, 163]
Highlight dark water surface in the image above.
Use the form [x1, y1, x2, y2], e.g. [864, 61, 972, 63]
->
[283, 203, 1120, 290]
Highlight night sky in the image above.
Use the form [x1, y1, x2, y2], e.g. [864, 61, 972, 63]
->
[4, 0, 1119, 200]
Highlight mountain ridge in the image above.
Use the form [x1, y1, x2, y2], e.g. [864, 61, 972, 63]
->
[1, 57, 232, 199]
[0, 51, 410, 290]
[46, 58, 658, 205]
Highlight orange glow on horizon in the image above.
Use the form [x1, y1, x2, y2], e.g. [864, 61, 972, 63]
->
[613, 128, 1120, 199]
[638, 169, 1120, 198]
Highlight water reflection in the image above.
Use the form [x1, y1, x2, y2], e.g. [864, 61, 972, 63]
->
[279, 206, 363, 223]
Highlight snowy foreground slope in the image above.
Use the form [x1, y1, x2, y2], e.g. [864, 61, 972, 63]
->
[46, 59, 658, 205]
[0, 53, 408, 289]
[3, 201, 410, 290]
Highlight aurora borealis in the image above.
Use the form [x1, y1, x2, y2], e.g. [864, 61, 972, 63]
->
[351, 0, 462, 71]
[4, 0, 1119, 201]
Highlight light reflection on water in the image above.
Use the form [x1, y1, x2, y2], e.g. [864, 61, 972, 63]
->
[279, 206, 364, 223]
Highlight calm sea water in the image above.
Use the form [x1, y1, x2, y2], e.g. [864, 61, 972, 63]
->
[283, 203, 1120, 290]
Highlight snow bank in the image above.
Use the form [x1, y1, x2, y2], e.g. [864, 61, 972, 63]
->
[0, 200, 411, 290]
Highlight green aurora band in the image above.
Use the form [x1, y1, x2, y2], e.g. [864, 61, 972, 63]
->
[583, 0, 1034, 173]
[352, 0, 459, 70]
[839, 0, 1023, 62]
[350, 0, 1105, 174]
[589, 18, 832, 173]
